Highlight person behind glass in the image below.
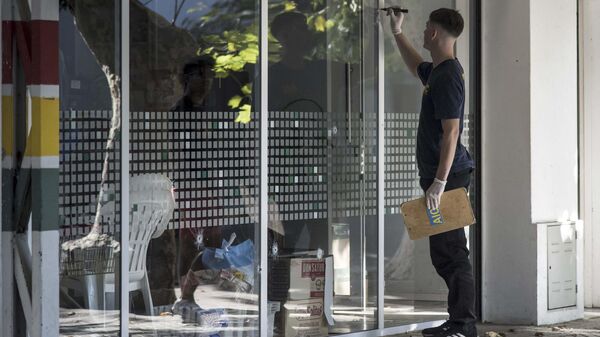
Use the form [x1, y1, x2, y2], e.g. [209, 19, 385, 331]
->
[267, 11, 331, 253]
[269, 11, 327, 113]
[169, 56, 258, 316]
[386, 7, 477, 337]
[145, 57, 216, 311]
[170, 56, 220, 313]
[171, 55, 215, 112]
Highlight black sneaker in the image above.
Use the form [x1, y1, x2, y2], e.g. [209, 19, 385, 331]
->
[421, 321, 452, 337]
[431, 322, 478, 337]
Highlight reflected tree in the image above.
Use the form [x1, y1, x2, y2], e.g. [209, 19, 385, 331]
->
[58, 0, 364, 305]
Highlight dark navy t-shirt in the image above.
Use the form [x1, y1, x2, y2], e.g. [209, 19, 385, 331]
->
[416, 59, 474, 178]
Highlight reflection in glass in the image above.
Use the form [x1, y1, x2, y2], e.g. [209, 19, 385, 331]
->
[58, 1, 122, 336]
[128, 1, 261, 336]
[268, 1, 379, 335]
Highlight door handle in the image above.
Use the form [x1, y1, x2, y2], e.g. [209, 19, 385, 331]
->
[346, 63, 352, 144]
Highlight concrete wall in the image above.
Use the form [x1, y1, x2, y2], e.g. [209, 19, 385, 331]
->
[581, 0, 600, 308]
[482, 0, 582, 324]
[530, 0, 582, 325]
[482, 0, 536, 324]
[530, 0, 578, 224]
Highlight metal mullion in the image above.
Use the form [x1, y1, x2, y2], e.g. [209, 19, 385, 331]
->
[259, 0, 269, 336]
[377, 0, 385, 331]
[120, 0, 130, 335]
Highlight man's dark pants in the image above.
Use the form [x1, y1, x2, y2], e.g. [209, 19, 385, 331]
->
[419, 169, 476, 326]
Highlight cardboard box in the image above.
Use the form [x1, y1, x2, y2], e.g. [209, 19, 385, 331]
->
[289, 258, 326, 300]
[400, 187, 476, 240]
[288, 256, 334, 326]
[284, 298, 328, 337]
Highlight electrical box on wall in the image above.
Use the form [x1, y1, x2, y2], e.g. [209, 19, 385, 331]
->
[547, 224, 577, 310]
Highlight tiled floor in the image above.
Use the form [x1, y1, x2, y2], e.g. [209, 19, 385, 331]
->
[392, 309, 600, 337]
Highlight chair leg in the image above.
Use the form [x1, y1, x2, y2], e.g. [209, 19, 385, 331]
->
[83, 274, 106, 310]
[141, 273, 154, 316]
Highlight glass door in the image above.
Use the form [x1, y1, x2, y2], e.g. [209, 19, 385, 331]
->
[267, 0, 379, 335]
[382, 0, 474, 329]
[127, 1, 262, 336]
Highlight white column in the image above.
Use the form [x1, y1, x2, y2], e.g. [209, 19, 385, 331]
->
[482, 0, 582, 325]
[581, 0, 600, 309]
[530, 0, 581, 325]
[28, 0, 61, 335]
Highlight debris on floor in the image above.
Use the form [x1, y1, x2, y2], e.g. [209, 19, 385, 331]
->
[485, 331, 505, 337]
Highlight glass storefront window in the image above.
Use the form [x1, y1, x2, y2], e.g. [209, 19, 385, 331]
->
[1, 0, 478, 336]
[128, 1, 261, 336]
[267, 1, 379, 335]
[58, 1, 123, 335]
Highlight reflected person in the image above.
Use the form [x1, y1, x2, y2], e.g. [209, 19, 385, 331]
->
[171, 55, 215, 111]
[171, 56, 220, 313]
[267, 12, 334, 254]
[269, 12, 327, 112]
[145, 56, 216, 310]
[169, 56, 259, 316]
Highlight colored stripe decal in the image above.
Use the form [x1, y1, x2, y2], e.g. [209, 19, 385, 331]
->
[30, 169, 59, 231]
[30, 20, 58, 85]
[2, 96, 14, 155]
[3, 20, 59, 85]
[25, 96, 59, 157]
[22, 156, 59, 169]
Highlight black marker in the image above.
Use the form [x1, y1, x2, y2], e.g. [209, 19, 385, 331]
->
[380, 7, 408, 14]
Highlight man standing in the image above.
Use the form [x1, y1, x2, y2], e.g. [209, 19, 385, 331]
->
[387, 7, 477, 337]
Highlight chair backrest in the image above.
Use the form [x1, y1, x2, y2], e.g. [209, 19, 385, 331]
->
[128, 174, 176, 279]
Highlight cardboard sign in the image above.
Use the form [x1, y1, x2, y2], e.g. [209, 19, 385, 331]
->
[284, 298, 328, 337]
[289, 259, 326, 299]
[400, 187, 475, 240]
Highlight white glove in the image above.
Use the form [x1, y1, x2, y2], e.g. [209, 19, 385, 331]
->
[387, 8, 404, 35]
[425, 178, 446, 210]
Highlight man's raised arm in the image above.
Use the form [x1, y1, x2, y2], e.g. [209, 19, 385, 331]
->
[387, 10, 423, 78]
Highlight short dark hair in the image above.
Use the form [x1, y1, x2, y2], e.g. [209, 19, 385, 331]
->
[180, 56, 215, 86]
[270, 12, 309, 41]
[429, 8, 464, 38]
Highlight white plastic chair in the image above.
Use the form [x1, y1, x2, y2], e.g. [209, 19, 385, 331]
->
[64, 174, 176, 314]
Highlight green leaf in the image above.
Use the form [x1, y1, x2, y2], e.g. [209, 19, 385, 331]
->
[284, 1, 296, 11]
[314, 15, 327, 32]
[326, 19, 335, 29]
[196, 47, 214, 56]
[235, 104, 252, 124]
[244, 33, 258, 42]
[226, 56, 246, 71]
[241, 83, 252, 95]
[215, 69, 229, 78]
[228, 95, 243, 109]
[239, 46, 259, 63]
[215, 54, 233, 66]
[227, 42, 236, 52]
